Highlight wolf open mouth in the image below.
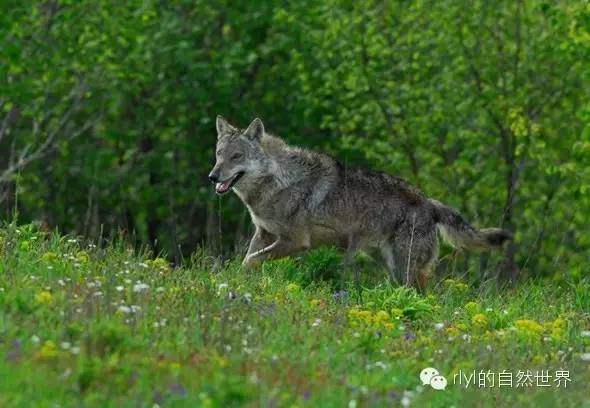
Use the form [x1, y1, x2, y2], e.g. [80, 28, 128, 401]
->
[215, 171, 244, 194]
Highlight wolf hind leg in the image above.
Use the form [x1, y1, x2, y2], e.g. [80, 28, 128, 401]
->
[343, 235, 363, 299]
[414, 257, 437, 291]
[391, 232, 438, 289]
[379, 244, 402, 286]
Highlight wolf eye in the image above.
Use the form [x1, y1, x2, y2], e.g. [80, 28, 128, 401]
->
[231, 153, 243, 160]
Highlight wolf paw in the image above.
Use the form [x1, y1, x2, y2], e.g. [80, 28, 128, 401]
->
[242, 255, 262, 269]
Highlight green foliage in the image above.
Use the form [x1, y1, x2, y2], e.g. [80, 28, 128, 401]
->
[0, 1, 588, 281]
[364, 285, 434, 320]
[0, 225, 588, 406]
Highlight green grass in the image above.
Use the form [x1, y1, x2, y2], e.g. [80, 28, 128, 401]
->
[0, 223, 589, 407]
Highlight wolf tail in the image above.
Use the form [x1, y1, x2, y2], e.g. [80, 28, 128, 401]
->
[430, 199, 512, 251]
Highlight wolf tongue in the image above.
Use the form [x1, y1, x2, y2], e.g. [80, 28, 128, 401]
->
[216, 181, 230, 192]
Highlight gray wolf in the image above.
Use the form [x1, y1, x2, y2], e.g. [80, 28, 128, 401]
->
[209, 116, 512, 288]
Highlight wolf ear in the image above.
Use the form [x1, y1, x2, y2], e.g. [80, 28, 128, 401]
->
[244, 118, 264, 141]
[216, 115, 235, 138]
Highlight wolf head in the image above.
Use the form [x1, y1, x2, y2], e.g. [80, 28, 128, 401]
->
[209, 116, 269, 195]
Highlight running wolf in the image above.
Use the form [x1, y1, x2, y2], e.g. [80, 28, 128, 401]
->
[209, 116, 511, 288]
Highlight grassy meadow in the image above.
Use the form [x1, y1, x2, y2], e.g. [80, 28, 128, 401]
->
[0, 223, 589, 407]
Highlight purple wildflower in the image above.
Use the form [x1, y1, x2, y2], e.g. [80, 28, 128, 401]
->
[332, 290, 349, 302]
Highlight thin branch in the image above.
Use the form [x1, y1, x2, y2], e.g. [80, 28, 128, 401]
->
[0, 111, 99, 184]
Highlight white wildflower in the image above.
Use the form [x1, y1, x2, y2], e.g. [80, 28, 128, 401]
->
[374, 361, 387, 369]
[118, 305, 132, 314]
[133, 282, 149, 293]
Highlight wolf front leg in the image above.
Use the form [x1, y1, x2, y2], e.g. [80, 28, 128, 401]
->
[242, 236, 309, 268]
[242, 227, 275, 268]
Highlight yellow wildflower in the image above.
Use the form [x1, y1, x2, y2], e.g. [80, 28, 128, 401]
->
[444, 278, 468, 291]
[310, 299, 322, 308]
[213, 355, 229, 368]
[472, 313, 489, 328]
[148, 257, 171, 273]
[446, 326, 461, 337]
[550, 318, 566, 340]
[35, 291, 53, 305]
[348, 308, 394, 330]
[455, 282, 469, 291]
[374, 310, 390, 324]
[169, 362, 181, 375]
[76, 250, 90, 263]
[552, 317, 566, 329]
[42, 252, 58, 262]
[37, 340, 59, 359]
[515, 319, 544, 337]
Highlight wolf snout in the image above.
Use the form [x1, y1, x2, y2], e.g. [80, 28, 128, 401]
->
[208, 172, 219, 183]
